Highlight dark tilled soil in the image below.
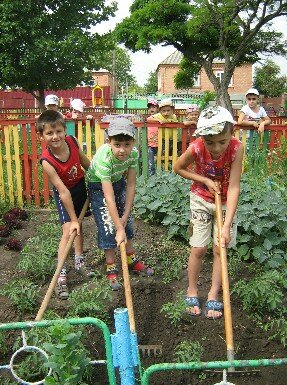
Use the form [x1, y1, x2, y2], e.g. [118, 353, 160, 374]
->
[0, 211, 286, 385]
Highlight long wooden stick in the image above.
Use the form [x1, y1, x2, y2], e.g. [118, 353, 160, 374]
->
[214, 186, 235, 364]
[120, 242, 136, 333]
[35, 198, 89, 321]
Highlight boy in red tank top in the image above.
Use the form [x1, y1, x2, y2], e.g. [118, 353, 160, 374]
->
[174, 106, 244, 320]
[37, 110, 93, 300]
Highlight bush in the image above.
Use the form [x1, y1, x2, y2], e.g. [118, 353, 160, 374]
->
[134, 172, 190, 239]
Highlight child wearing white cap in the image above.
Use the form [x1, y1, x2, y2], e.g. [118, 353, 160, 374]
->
[238, 88, 271, 133]
[174, 106, 244, 320]
[66, 99, 85, 119]
[45, 95, 60, 111]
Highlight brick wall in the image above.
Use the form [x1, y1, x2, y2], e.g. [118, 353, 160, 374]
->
[158, 63, 252, 96]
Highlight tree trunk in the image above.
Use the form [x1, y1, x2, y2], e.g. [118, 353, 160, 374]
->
[214, 86, 233, 112]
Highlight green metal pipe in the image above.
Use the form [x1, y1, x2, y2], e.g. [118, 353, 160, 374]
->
[141, 358, 287, 385]
[0, 317, 117, 385]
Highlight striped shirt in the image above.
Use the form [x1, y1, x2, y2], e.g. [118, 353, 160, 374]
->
[87, 143, 138, 183]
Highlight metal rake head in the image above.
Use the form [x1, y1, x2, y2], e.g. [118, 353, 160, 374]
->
[139, 344, 163, 357]
[214, 370, 236, 385]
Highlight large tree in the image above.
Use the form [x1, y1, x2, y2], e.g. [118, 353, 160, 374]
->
[116, 0, 287, 110]
[144, 70, 158, 94]
[0, 0, 117, 107]
[254, 59, 287, 97]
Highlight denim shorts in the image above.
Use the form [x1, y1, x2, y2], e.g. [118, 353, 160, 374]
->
[53, 178, 88, 225]
[88, 178, 134, 249]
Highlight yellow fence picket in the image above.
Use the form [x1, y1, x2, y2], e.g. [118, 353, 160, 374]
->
[0, 137, 5, 201]
[11, 125, 23, 207]
[4, 126, 14, 205]
[86, 120, 92, 159]
[77, 121, 83, 148]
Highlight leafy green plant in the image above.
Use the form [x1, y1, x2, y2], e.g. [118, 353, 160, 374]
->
[0, 330, 8, 356]
[174, 340, 204, 363]
[264, 316, 287, 347]
[134, 172, 190, 239]
[17, 236, 58, 281]
[68, 278, 112, 320]
[43, 322, 91, 385]
[0, 278, 39, 313]
[232, 269, 286, 316]
[161, 292, 186, 326]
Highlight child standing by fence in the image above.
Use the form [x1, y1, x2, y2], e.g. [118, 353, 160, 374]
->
[174, 106, 243, 320]
[87, 117, 153, 290]
[183, 104, 200, 146]
[146, 98, 159, 175]
[37, 110, 94, 300]
[238, 88, 271, 133]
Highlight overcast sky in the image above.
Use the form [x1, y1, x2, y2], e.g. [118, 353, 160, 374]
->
[94, 1, 287, 86]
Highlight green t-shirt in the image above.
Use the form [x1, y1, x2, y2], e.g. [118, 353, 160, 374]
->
[87, 143, 138, 183]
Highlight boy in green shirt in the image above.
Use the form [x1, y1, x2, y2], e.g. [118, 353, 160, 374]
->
[87, 118, 153, 289]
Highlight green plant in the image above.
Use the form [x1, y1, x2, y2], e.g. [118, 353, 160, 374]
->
[134, 172, 190, 240]
[161, 292, 186, 326]
[264, 316, 287, 347]
[43, 322, 91, 385]
[68, 278, 112, 320]
[0, 278, 39, 313]
[0, 330, 8, 356]
[232, 269, 286, 317]
[174, 340, 204, 363]
[17, 236, 57, 281]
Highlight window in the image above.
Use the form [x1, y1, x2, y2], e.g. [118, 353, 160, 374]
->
[193, 74, 200, 87]
[214, 70, 233, 86]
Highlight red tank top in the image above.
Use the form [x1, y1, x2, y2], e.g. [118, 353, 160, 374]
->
[40, 135, 84, 189]
[189, 136, 242, 203]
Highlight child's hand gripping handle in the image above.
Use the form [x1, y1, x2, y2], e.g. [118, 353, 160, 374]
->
[35, 198, 90, 322]
[214, 182, 235, 364]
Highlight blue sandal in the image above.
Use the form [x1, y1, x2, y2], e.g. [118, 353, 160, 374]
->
[205, 300, 223, 320]
[185, 296, 201, 316]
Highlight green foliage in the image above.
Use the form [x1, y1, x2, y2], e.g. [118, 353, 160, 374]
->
[144, 70, 158, 94]
[264, 317, 287, 347]
[0, 1, 117, 104]
[232, 269, 286, 315]
[174, 340, 204, 363]
[68, 278, 112, 320]
[161, 292, 186, 326]
[235, 173, 287, 270]
[0, 331, 8, 356]
[254, 59, 287, 97]
[174, 58, 201, 90]
[17, 231, 58, 282]
[134, 172, 190, 240]
[116, 0, 287, 107]
[43, 322, 91, 385]
[0, 278, 39, 313]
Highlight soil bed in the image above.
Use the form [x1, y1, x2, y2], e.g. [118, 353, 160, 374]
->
[0, 211, 286, 385]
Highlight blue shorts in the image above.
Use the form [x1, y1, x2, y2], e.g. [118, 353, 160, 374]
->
[88, 178, 134, 249]
[53, 178, 88, 225]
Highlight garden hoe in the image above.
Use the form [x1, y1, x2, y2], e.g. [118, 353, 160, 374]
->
[35, 198, 90, 321]
[120, 242, 162, 358]
[214, 183, 259, 381]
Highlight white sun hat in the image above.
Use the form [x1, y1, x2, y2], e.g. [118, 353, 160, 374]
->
[71, 99, 85, 112]
[194, 106, 236, 136]
[45, 94, 59, 106]
[245, 88, 259, 96]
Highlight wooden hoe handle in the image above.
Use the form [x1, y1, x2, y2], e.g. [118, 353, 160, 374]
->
[35, 198, 90, 321]
[214, 183, 235, 362]
[120, 242, 136, 333]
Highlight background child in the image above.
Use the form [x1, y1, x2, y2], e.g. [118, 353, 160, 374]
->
[37, 110, 93, 299]
[238, 88, 271, 133]
[66, 98, 85, 119]
[174, 106, 243, 320]
[146, 98, 159, 175]
[183, 104, 200, 146]
[45, 94, 60, 111]
[87, 118, 153, 290]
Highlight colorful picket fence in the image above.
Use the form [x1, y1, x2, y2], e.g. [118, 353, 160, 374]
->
[0, 118, 286, 207]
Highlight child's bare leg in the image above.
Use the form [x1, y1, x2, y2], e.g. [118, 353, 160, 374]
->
[58, 223, 71, 267]
[187, 246, 207, 315]
[105, 248, 120, 290]
[105, 248, 116, 264]
[73, 226, 83, 256]
[207, 243, 223, 318]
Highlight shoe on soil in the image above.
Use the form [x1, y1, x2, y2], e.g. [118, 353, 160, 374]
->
[128, 259, 154, 276]
[75, 263, 96, 278]
[55, 281, 69, 300]
[106, 263, 121, 291]
[204, 299, 223, 320]
[185, 296, 201, 316]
